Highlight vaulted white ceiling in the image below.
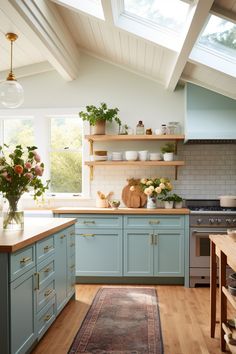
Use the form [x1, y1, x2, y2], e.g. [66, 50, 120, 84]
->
[0, 0, 236, 99]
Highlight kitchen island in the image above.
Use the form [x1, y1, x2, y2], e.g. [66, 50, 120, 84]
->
[53, 207, 190, 287]
[0, 217, 76, 354]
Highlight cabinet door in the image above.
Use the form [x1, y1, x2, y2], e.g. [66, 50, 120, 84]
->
[76, 229, 122, 276]
[55, 230, 67, 314]
[154, 230, 184, 276]
[67, 227, 75, 298]
[10, 268, 36, 354]
[124, 229, 153, 276]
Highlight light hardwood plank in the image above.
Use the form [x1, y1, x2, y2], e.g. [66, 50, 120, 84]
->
[31, 284, 233, 354]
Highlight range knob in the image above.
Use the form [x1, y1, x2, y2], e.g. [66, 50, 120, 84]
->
[233, 219, 236, 224]
[209, 218, 215, 224]
[226, 219, 232, 224]
[216, 218, 222, 224]
[197, 218, 202, 224]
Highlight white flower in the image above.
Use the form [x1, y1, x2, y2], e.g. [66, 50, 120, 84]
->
[144, 187, 153, 196]
[155, 186, 162, 194]
[159, 183, 166, 189]
[149, 185, 154, 191]
[130, 186, 135, 191]
[146, 180, 153, 186]
[140, 178, 147, 184]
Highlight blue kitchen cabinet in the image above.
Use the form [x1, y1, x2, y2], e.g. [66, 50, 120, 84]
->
[124, 215, 185, 277]
[76, 229, 122, 276]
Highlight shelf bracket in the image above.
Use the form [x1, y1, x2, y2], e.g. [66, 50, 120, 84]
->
[89, 139, 94, 156]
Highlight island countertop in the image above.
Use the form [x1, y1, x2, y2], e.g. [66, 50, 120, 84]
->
[53, 207, 190, 215]
[0, 217, 76, 253]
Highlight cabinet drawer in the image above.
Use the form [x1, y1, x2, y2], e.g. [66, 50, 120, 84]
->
[36, 235, 55, 263]
[60, 214, 122, 229]
[37, 296, 56, 339]
[37, 278, 55, 312]
[10, 245, 35, 281]
[124, 215, 184, 229]
[37, 255, 55, 289]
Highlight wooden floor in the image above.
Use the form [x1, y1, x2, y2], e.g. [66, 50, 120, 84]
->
[32, 284, 233, 354]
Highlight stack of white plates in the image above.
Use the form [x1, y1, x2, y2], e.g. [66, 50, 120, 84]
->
[94, 155, 107, 161]
[149, 152, 162, 161]
[112, 152, 123, 161]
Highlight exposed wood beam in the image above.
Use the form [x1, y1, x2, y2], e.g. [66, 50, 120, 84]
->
[0, 62, 54, 82]
[165, 0, 214, 91]
[6, 0, 80, 81]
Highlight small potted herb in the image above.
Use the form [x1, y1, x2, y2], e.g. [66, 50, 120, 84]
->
[160, 194, 175, 209]
[172, 193, 183, 209]
[79, 102, 121, 135]
[161, 143, 175, 161]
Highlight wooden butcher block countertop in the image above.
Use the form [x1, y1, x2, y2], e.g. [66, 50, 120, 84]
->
[53, 207, 190, 215]
[0, 217, 76, 253]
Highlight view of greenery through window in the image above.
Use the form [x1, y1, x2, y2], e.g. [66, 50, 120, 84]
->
[50, 116, 83, 193]
[3, 118, 34, 147]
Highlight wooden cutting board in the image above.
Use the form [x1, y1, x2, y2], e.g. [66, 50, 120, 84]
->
[122, 179, 147, 208]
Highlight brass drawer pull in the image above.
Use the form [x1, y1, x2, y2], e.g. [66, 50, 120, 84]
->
[149, 234, 154, 244]
[149, 220, 160, 225]
[154, 234, 158, 245]
[70, 242, 75, 247]
[44, 245, 53, 252]
[44, 267, 51, 273]
[44, 314, 52, 322]
[34, 272, 40, 290]
[81, 233, 95, 237]
[44, 288, 53, 297]
[60, 234, 66, 239]
[83, 220, 95, 224]
[20, 256, 31, 264]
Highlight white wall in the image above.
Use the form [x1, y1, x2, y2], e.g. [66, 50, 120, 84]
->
[2, 52, 236, 207]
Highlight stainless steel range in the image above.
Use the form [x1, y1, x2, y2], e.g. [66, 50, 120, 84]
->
[185, 199, 236, 287]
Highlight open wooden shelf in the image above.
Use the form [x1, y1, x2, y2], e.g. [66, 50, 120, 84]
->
[222, 286, 236, 309]
[85, 160, 184, 167]
[85, 134, 185, 142]
[222, 322, 236, 353]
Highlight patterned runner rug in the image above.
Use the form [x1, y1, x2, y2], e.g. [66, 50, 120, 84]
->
[68, 286, 163, 354]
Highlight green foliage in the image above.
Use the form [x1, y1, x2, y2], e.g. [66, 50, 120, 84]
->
[79, 102, 121, 126]
[160, 194, 175, 202]
[172, 193, 183, 202]
[161, 143, 175, 154]
[0, 145, 50, 205]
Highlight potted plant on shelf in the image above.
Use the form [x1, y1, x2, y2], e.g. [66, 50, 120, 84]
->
[160, 194, 175, 209]
[79, 102, 122, 135]
[161, 142, 175, 161]
[172, 193, 183, 209]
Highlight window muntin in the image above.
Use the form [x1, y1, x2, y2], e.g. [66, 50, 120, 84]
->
[123, 0, 190, 33]
[56, 0, 104, 19]
[49, 115, 83, 194]
[3, 117, 34, 147]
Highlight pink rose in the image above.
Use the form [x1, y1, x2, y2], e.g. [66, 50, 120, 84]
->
[33, 151, 41, 162]
[25, 172, 33, 180]
[14, 165, 24, 175]
[6, 174, 12, 182]
[2, 171, 8, 178]
[25, 162, 32, 169]
[34, 165, 43, 176]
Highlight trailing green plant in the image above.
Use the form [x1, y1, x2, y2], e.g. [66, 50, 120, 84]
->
[160, 193, 176, 202]
[79, 102, 121, 126]
[161, 143, 175, 154]
[172, 193, 183, 202]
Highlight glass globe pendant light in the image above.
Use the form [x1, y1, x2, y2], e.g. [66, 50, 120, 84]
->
[0, 33, 24, 108]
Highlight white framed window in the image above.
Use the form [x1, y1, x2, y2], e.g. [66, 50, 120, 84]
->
[0, 108, 89, 198]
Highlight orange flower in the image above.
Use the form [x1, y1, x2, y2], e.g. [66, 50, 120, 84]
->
[14, 165, 24, 175]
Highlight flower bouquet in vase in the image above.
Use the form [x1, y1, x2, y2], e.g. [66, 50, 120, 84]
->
[139, 177, 172, 209]
[0, 145, 49, 230]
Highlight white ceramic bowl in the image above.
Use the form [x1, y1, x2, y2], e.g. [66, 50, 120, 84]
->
[149, 152, 162, 161]
[125, 151, 138, 161]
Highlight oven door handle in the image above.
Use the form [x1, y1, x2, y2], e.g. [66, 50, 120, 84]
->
[192, 230, 225, 234]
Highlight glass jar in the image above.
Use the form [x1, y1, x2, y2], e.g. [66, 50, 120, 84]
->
[136, 121, 144, 135]
[167, 122, 180, 135]
[161, 124, 167, 135]
[2, 196, 24, 230]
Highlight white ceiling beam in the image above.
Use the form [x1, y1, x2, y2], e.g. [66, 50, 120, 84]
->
[6, 0, 80, 81]
[0, 62, 54, 82]
[165, 0, 214, 91]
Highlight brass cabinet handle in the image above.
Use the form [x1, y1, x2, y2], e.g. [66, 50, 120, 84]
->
[70, 231, 75, 236]
[154, 234, 158, 245]
[149, 220, 160, 225]
[34, 273, 40, 290]
[70, 242, 75, 247]
[44, 267, 51, 273]
[81, 233, 95, 237]
[20, 256, 31, 264]
[149, 233, 154, 245]
[83, 220, 95, 224]
[44, 314, 52, 322]
[44, 245, 53, 252]
[60, 234, 66, 239]
[44, 288, 53, 297]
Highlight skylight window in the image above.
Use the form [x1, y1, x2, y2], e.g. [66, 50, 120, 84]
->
[198, 15, 236, 60]
[123, 0, 190, 32]
[57, 0, 104, 20]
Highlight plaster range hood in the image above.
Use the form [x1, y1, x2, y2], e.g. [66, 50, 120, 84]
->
[184, 83, 236, 144]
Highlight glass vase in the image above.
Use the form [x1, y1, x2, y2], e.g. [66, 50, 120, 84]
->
[147, 195, 157, 209]
[2, 196, 24, 231]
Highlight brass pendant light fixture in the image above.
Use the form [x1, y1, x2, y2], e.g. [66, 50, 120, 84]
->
[0, 33, 24, 108]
